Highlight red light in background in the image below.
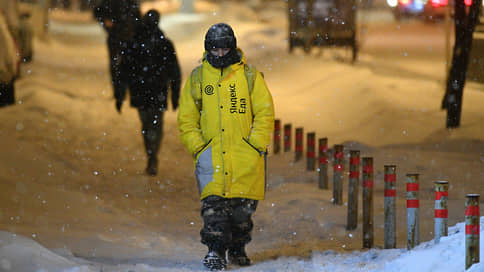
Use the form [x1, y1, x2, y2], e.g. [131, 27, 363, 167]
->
[464, 0, 472, 6]
[431, 0, 442, 7]
[431, 0, 448, 7]
[399, 0, 410, 5]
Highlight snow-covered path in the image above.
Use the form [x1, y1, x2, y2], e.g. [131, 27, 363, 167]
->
[1, 2, 484, 271]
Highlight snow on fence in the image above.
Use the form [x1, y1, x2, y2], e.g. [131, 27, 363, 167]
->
[272, 119, 481, 270]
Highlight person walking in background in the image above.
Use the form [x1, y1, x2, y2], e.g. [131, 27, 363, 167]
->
[0, 12, 19, 107]
[120, 9, 181, 176]
[177, 23, 275, 270]
[93, 0, 141, 110]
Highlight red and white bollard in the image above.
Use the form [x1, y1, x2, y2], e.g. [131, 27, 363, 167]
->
[347, 150, 360, 230]
[465, 194, 480, 270]
[384, 165, 397, 249]
[318, 138, 329, 189]
[284, 124, 291, 152]
[295, 127, 303, 162]
[332, 145, 344, 205]
[434, 181, 449, 243]
[406, 174, 419, 250]
[362, 157, 374, 248]
[306, 132, 316, 171]
[273, 119, 281, 154]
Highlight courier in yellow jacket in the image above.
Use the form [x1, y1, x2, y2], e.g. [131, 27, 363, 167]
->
[177, 23, 274, 270]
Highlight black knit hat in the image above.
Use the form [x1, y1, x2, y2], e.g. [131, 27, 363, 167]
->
[143, 9, 160, 26]
[204, 23, 237, 51]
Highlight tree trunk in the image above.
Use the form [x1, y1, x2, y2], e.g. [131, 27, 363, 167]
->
[442, 0, 482, 128]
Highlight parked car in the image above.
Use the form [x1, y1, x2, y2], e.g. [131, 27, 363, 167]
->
[423, 0, 455, 20]
[391, 0, 426, 20]
[387, 0, 479, 21]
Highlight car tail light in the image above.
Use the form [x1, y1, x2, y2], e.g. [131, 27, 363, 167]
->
[399, 0, 410, 5]
[464, 0, 472, 6]
[431, 0, 448, 7]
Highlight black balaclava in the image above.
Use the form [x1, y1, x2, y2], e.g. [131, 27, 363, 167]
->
[204, 23, 241, 69]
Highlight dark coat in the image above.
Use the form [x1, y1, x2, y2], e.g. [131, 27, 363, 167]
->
[123, 22, 181, 110]
[93, 0, 141, 41]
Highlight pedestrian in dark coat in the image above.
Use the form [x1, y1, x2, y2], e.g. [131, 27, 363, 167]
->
[93, 0, 141, 107]
[0, 11, 19, 107]
[121, 9, 181, 176]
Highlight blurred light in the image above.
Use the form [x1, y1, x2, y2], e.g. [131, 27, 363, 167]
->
[431, 0, 448, 7]
[399, 0, 410, 5]
[387, 0, 398, 7]
[464, 0, 472, 6]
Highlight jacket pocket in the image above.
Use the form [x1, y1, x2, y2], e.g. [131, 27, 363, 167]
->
[231, 137, 265, 197]
[194, 138, 213, 160]
[242, 137, 265, 156]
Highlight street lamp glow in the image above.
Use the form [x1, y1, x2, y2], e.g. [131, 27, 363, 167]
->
[387, 0, 398, 7]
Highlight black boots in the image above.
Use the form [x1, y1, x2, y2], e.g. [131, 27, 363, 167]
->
[146, 157, 158, 176]
[228, 245, 251, 266]
[203, 249, 227, 271]
[202, 245, 250, 270]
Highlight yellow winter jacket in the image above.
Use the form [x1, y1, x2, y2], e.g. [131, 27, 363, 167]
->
[178, 49, 275, 200]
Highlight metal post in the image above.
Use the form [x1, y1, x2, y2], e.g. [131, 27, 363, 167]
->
[347, 150, 360, 230]
[284, 124, 291, 152]
[465, 194, 480, 270]
[384, 165, 397, 249]
[332, 145, 344, 205]
[306, 132, 316, 171]
[406, 174, 419, 250]
[362, 157, 374, 248]
[274, 119, 281, 154]
[435, 181, 449, 243]
[295, 127, 303, 162]
[318, 138, 329, 189]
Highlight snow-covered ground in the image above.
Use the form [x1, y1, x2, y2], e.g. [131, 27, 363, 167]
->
[1, 218, 484, 271]
[1, 1, 484, 271]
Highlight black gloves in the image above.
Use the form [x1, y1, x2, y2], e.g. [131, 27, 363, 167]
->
[172, 102, 178, 111]
[115, 100, 123, 113]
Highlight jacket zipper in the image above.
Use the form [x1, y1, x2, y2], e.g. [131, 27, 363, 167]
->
[217, 69, 226, 195]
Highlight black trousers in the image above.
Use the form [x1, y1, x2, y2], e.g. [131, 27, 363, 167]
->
[137, 106, 164, 159]
[0, 80, 15, 107]
[200, 195, 258, 252]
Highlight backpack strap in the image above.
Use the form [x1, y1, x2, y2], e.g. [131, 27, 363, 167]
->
[244, 63, 262, 95]
[190, 65, 203, 110]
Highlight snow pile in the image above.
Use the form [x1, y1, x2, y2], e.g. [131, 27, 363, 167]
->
[1, 218, 484, 271]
